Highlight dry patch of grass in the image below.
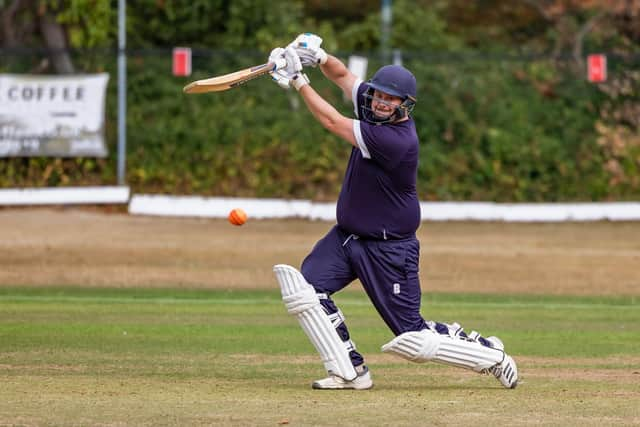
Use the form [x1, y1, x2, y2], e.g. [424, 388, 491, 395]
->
[1, 208, 639, 295]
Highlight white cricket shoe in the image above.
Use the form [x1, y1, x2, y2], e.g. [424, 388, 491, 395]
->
[488, 354, 518, 389]
[485, 336, 518, 389]
[312, 365, 373, 390]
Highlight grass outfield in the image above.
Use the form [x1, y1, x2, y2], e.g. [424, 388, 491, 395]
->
[1, 287, 639, 426]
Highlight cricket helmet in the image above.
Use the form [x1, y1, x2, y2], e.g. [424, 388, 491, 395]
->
[361, 65, 417, 124]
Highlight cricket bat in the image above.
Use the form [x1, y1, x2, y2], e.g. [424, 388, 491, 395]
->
[183, 61, 277, 94]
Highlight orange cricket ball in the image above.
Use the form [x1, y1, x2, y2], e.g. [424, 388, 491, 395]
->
[228, 208, 247, 226]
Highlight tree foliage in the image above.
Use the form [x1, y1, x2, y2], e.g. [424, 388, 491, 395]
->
[0, 0, 638, 201]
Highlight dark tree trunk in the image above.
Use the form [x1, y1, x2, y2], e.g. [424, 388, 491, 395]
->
[39, 10, 75, 74]
[1, 0, 29, 48]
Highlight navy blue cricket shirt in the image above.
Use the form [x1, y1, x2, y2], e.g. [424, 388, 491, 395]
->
[336, 80, 421, 240]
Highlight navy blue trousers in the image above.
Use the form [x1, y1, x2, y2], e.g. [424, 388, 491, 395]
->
[301, 225, 428, 367]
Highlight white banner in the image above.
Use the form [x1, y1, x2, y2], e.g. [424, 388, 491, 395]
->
[0, 73, 109, 157]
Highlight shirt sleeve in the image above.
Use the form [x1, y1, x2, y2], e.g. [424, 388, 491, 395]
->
[354, 121, 411, 170]
[352, 78, 364, 117]
[353, 120, 371, 159]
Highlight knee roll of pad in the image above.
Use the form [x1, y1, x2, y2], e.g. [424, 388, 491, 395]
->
[283, 286, 319, 315]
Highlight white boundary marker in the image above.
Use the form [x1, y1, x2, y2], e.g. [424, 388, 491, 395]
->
[128, 194, 313, 219]
[418, 201, 640, 222]
[2, 189, 638, 221]
[0, 186, 130, 205]
[128, 194, 640, 222]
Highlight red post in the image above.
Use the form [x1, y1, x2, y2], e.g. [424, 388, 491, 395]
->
[172, 47, 192, 77]
[587, 54, 607, 83]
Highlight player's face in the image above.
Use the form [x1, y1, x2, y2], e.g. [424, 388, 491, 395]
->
[371, 90, 403, 119]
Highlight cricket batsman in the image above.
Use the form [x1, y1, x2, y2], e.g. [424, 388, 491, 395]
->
[269, 34, 518, 390]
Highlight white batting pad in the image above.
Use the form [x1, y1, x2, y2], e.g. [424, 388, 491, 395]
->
[381, 329, 504, 372]
[273, 264, 357, 381]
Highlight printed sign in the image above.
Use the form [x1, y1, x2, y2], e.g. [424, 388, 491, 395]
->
[0, 73, 109, 157]
[587, 54, 607, 83]
[173, 47, 192, 76]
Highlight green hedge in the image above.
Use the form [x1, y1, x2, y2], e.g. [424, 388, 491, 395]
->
[1, 51, 638, 202]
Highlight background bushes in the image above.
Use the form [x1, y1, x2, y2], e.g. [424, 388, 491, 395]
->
[1, 0, 638, 202]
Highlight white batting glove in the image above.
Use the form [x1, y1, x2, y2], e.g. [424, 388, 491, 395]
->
[283, 46, 303, 74]
[270, 69, 309, 91]
[287, 33, 328, 67]
[283, 47, 309, 91]
[269, 47, 309, 91]
[268, 47, 294, 90]
[289, 72, 310, 91]
[270, 70, 291, 89]
[268, 47, 287, 72]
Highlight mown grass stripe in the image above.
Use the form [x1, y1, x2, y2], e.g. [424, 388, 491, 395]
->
[0, 294, 637, 310]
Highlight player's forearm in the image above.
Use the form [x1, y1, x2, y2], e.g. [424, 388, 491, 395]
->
[299, 84, 341, 128]
[318, 54, 357, 98]
[319, 55, 350, 83]
[298, 84, 355, 146]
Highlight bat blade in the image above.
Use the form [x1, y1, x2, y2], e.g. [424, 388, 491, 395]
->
[183, 62, 275, 94]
